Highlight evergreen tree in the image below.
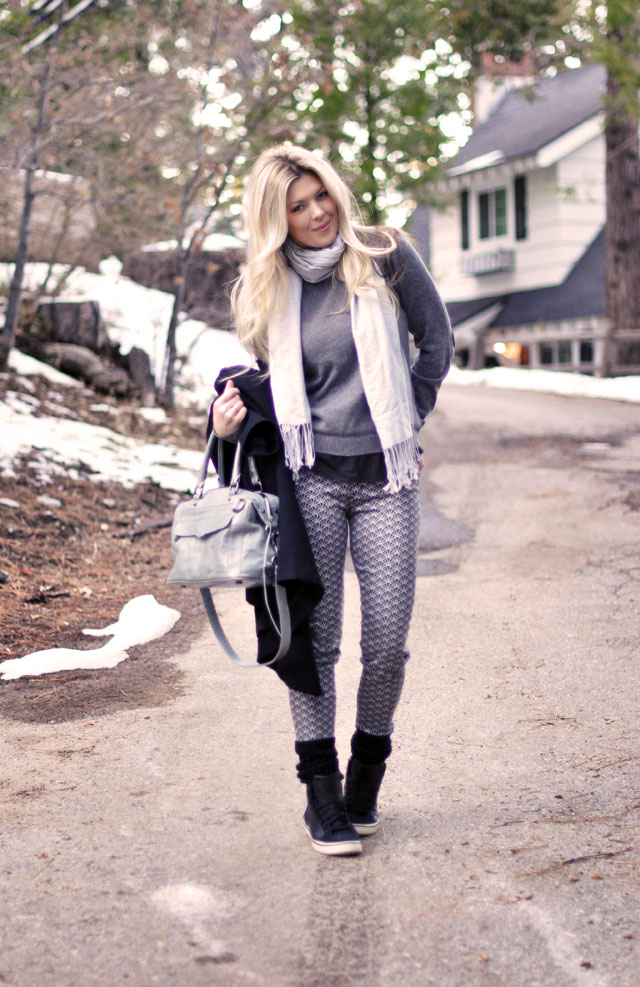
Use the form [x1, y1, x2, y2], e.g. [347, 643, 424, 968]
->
[281, 0, 463, 223]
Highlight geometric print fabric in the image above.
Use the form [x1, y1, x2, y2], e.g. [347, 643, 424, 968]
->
[288, 470, 420, 742]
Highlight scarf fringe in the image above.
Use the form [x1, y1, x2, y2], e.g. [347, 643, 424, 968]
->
[280, 423, 315, 476]
[383, 437, 421, 493]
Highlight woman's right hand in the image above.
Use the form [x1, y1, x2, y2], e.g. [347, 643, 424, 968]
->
[213, 379, 247, 437]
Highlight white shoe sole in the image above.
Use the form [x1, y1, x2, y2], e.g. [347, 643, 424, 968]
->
[353, 820, 379, 836]
[305, 827, 363, 856]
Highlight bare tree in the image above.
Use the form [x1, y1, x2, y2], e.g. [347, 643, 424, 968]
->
[0, 0, 69, 368]
[0, 0, 179, 367]
[155, 0, 317, 405]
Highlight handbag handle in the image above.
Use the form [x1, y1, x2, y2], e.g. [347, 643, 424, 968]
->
[199, 432, 260, 495]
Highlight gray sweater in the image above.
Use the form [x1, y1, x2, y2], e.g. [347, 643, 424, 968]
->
[299, 237, 453, 457]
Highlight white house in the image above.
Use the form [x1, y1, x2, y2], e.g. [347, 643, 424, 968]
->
[427, 62, 626, 374]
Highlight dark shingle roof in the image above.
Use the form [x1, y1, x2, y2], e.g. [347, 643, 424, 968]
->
[446, 228, 605, 329]
[446, 296, 504, 327]
[451, 62, 605, 170]
[494, 228, 605, 325]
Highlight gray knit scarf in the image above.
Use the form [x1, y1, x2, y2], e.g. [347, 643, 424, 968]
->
[267, 234, 420, 493]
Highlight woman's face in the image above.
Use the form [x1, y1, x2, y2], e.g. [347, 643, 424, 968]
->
[285, 172, 338, 248]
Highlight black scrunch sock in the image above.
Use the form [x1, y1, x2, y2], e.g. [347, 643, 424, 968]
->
[351, 728, 391, 765]
[295, 737, 339, 783]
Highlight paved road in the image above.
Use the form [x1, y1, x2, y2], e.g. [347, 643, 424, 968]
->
[2, 384, 639, 986]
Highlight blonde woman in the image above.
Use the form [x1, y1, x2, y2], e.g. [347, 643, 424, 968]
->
[213, 145, 453, 856]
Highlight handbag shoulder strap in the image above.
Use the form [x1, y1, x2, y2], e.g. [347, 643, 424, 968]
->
[199, 584, 291, 669]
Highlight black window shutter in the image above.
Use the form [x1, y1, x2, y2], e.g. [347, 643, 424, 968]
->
[460, 189, 469, 251]
[515, 175, 527, 240]
[478, 191, 490, 240]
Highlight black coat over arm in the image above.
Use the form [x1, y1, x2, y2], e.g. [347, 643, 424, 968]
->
[207, 366, 323, 696]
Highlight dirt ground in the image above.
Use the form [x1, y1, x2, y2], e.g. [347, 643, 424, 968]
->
[0, 366, 208, 723]
[2, 383, 639, 987]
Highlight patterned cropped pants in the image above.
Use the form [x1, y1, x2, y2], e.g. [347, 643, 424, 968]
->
[289, 470, 420, 742]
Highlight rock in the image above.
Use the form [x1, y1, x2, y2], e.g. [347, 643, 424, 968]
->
[122, 247, 243, 327]
[126, 346, 156, 405]
[90, 365, 130, 396]
[42, 342, 104, 378]
[41, 343, 130, 396]
[0, 571, 7, 584]
[38, 300, 108, 352]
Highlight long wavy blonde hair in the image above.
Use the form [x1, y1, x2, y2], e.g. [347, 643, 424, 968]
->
[231, 144, 400, 364]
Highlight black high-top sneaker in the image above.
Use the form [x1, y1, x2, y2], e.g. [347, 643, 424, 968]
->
[304, 772, 362, 856]
[344, 757, 386, 836]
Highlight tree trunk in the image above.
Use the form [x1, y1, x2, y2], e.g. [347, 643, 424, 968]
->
[159, 255, 187, 407]
[0, 2, 67, 370]
[602, 70, 640, 374]
[0, 164, 38, 370]
[363, 81, 382, 226]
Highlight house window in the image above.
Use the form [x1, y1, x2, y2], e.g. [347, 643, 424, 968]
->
[514, 175, 527, 240]
[557, 341, 572, 364]
[580, 341, 594, 363]
[460, 190, 470, 251]
[478, 188, 507, 239]
[540, 343, 554, 365]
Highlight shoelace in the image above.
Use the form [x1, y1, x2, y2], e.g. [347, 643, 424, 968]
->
[316, 797, 351, 833]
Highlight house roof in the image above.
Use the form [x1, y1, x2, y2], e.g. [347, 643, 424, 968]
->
[446, 227, 605, 330]
[451, 62, 605, 171]
[446, 296, 504, 327]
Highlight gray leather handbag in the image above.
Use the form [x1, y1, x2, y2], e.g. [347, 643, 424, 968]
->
[167, 430, 291, 668]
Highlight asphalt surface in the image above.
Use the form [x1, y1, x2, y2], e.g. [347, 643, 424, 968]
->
[2, 383, 639, 986]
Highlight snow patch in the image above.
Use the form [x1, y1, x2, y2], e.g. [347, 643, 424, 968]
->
[447, 365, 640, 403]
[0, 595, 180, 680]
[8, 349, 83, 388]
[150, 882, 239, 956]
[142, 231, 244, 253]
[0, 389, 203, 491]
[137, 407, 168, 424]
[0, 498, 20, 509]
[36, 494, 62, 508]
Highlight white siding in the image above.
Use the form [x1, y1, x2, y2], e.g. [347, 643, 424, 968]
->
[555, 135, 606, 254]
[430, 206, 460, 293]
[431, 133, 606, 304]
